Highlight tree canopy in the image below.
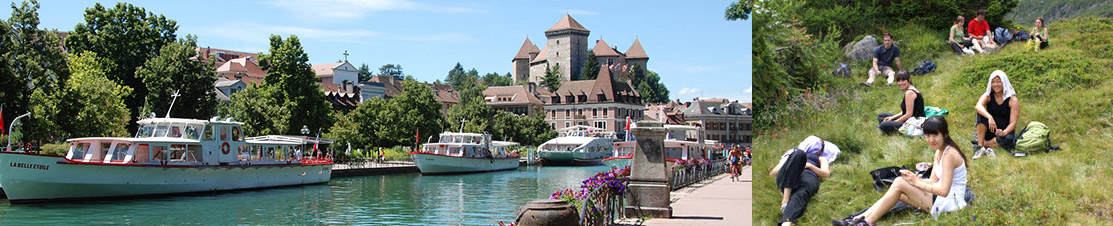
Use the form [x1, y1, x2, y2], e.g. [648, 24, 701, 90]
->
[256, 35, 334, 135]
[135, 35, 218, 120]
[581, 51, 600, 80]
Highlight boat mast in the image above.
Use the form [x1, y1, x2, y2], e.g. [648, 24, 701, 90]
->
[165, 89, 181, 118]
[458, 118, 467, 133]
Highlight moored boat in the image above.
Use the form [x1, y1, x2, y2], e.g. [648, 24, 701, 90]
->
[536, 126, 615, 166]
[410, 132, 520, 175]
[0, 116, 333, 203]
[603, 125, 711, 168]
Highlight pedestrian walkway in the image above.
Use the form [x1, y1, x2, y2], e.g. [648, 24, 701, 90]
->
[618, 165, 752, 226]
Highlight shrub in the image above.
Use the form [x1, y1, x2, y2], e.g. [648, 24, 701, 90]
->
[955, 50, 1100, 98]
[888, 24, 949, 65]
[1068, 32, 1113, 59]
[41, 143, 70, 156]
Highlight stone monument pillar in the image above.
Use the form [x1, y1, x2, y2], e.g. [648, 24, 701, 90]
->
[624, 121, 672, 218]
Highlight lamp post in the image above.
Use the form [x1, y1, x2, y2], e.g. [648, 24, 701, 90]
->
[301, 125, 310, 136]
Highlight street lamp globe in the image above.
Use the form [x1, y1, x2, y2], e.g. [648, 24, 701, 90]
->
[301, 125, 310, 136]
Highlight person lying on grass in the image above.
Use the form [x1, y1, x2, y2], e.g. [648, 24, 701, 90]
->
[833, 116, 969, 226]
[770, 135, 841, 226]
[973, 70, 1019, 159]
[877, 72, 925, 135]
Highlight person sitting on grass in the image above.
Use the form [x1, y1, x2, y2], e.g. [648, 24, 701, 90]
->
[973, 70, 1019, 159]
[833, 116, 968, 226]
[770, 135, 841, 226]
[949, 15, 984, 54]
[968, 9, 997, 49]
[1027, 17, 1050, 51]
[861, 33, 902, 87]
[877, 73, 925, 135]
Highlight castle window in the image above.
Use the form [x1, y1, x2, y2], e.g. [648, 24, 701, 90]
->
[565, 109, 570, 119]
[598, 94, 606, 102]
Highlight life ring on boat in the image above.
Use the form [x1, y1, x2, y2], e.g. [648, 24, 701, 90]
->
[221, 142, 231, 155]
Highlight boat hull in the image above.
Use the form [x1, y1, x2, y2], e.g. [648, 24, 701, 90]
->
[410, 153, 519, 175]
[538, 150, 609, 166]
[0, 152, 332, 203]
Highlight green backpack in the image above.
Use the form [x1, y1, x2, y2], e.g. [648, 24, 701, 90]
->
[1015, 121, 1053, 153]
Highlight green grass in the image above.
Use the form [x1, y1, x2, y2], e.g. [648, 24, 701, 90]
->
[755, 17, 1113, 225]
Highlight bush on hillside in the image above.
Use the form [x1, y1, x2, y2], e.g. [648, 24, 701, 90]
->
[1068, 32, 1113, 59]
[956, 50, 1099, 98]
[1052, 16, 1113, 35]
[888, 24, 949, 64]
[792, 0, 1018, 44]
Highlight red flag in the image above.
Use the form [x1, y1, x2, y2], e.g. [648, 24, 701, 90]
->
[1, 105, 5, 136]
[416, 127, 420, 145]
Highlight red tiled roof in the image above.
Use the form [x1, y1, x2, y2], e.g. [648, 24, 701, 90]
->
[196, 47, 259, 65]
[549, 68, 641, 105]
[513, 38, 541, 60]
[216, 57, 268, 81]
[546, 14, 590, 32]
[592, 39, 622, 57]
[626, 39, 648, 59]
[483, 85, 544, 106]
[312, 62, 345, 77]
[530, 45, 549, 64]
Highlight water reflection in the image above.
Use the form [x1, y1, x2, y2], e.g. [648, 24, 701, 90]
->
[0, 165, 609, 225]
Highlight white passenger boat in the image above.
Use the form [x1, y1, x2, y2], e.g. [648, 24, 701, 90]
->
[0, 116, 333, 203]
[536, 126, 615, 166]
[410, 132, 520, 175]
[603, 125, 710, 168]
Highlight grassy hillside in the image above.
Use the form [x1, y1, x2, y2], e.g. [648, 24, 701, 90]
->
[1008, 0, 1113, 25]
[754, 17, 1113, 225]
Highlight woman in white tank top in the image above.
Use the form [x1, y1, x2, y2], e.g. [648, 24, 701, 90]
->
[835, 116, 969, 226]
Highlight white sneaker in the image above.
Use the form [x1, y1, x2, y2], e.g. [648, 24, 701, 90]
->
[985, 148, 996, 158]
[972, 147, 985, 159]
[962, 48, 975, 55]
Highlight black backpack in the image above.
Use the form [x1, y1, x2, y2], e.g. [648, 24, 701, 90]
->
[911, 60, 936, 75]
[870, 166, 931, 191]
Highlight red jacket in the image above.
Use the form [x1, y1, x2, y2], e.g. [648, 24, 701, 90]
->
[968, 19, 990, 37]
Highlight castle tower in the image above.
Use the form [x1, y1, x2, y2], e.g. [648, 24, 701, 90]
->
[512, 38, 541, 83]
[543, 14, 590, 81]
[625, 38, 649, 71]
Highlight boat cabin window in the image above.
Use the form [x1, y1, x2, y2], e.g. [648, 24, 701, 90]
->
[70, 143, 91, 160]
[448, 146, 463, 156]
[203, 124, 215, 141]
[137, 126, 154, 138]
[151, 145, 169, 161]
[170, 126, 182, 138]
[110, 143, 130, 161]
[185, 124, 201, 140]
[153, 125, 170, 137]
[232, 126, 243, 141]
[665, 147, 684, 159]
[220, 126, 229, 141]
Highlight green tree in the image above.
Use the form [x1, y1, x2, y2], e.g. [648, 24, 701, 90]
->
[358, 63, 373, 82]
[637, 70, 670, 104]
[481, 72, 513, 87]
[2, 0, 70, 142]
[54, 52, 132, 138]
[726, 0, 753, 20]
[257, 35, 334, 135]
[135, 35, 218, 120]
[326, 97, 384, 149]
[542, 65, 563, 91]
[378, 64, 404, 80]
[374, 80, 444, 147]
[444, 63, 469, 89]
[581, 51, 600, 80]
[220, 85, 288, 136]
[65, 2, 179, 129]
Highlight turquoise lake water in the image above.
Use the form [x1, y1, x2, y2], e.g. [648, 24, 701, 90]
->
[0, 165, 611, 225]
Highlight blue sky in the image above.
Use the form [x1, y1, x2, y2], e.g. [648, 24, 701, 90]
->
[4, 0, 751, 102]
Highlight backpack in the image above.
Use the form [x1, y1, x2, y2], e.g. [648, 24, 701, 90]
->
[1015, 121, 1060, 153]
[994, 27, 1012, 46]
[911, 60, 936, 75]
[832, 63, 852, 78]
[1013, 30, 1032, 41]
[870, 166, 930, 191]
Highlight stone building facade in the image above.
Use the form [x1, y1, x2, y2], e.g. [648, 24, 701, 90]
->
[513, 15, 649, 85]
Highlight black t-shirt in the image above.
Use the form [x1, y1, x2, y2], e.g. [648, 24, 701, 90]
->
[874, 44, 901, 68]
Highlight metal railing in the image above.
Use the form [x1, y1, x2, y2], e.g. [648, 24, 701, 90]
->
[578, 183, 627, 226]
[669, 159, 729, 190]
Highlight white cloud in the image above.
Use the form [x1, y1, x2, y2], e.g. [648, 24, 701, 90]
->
[266, 0, 485, 21]
[744, 86, 752, 93]
[677, 87, 702, 95]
